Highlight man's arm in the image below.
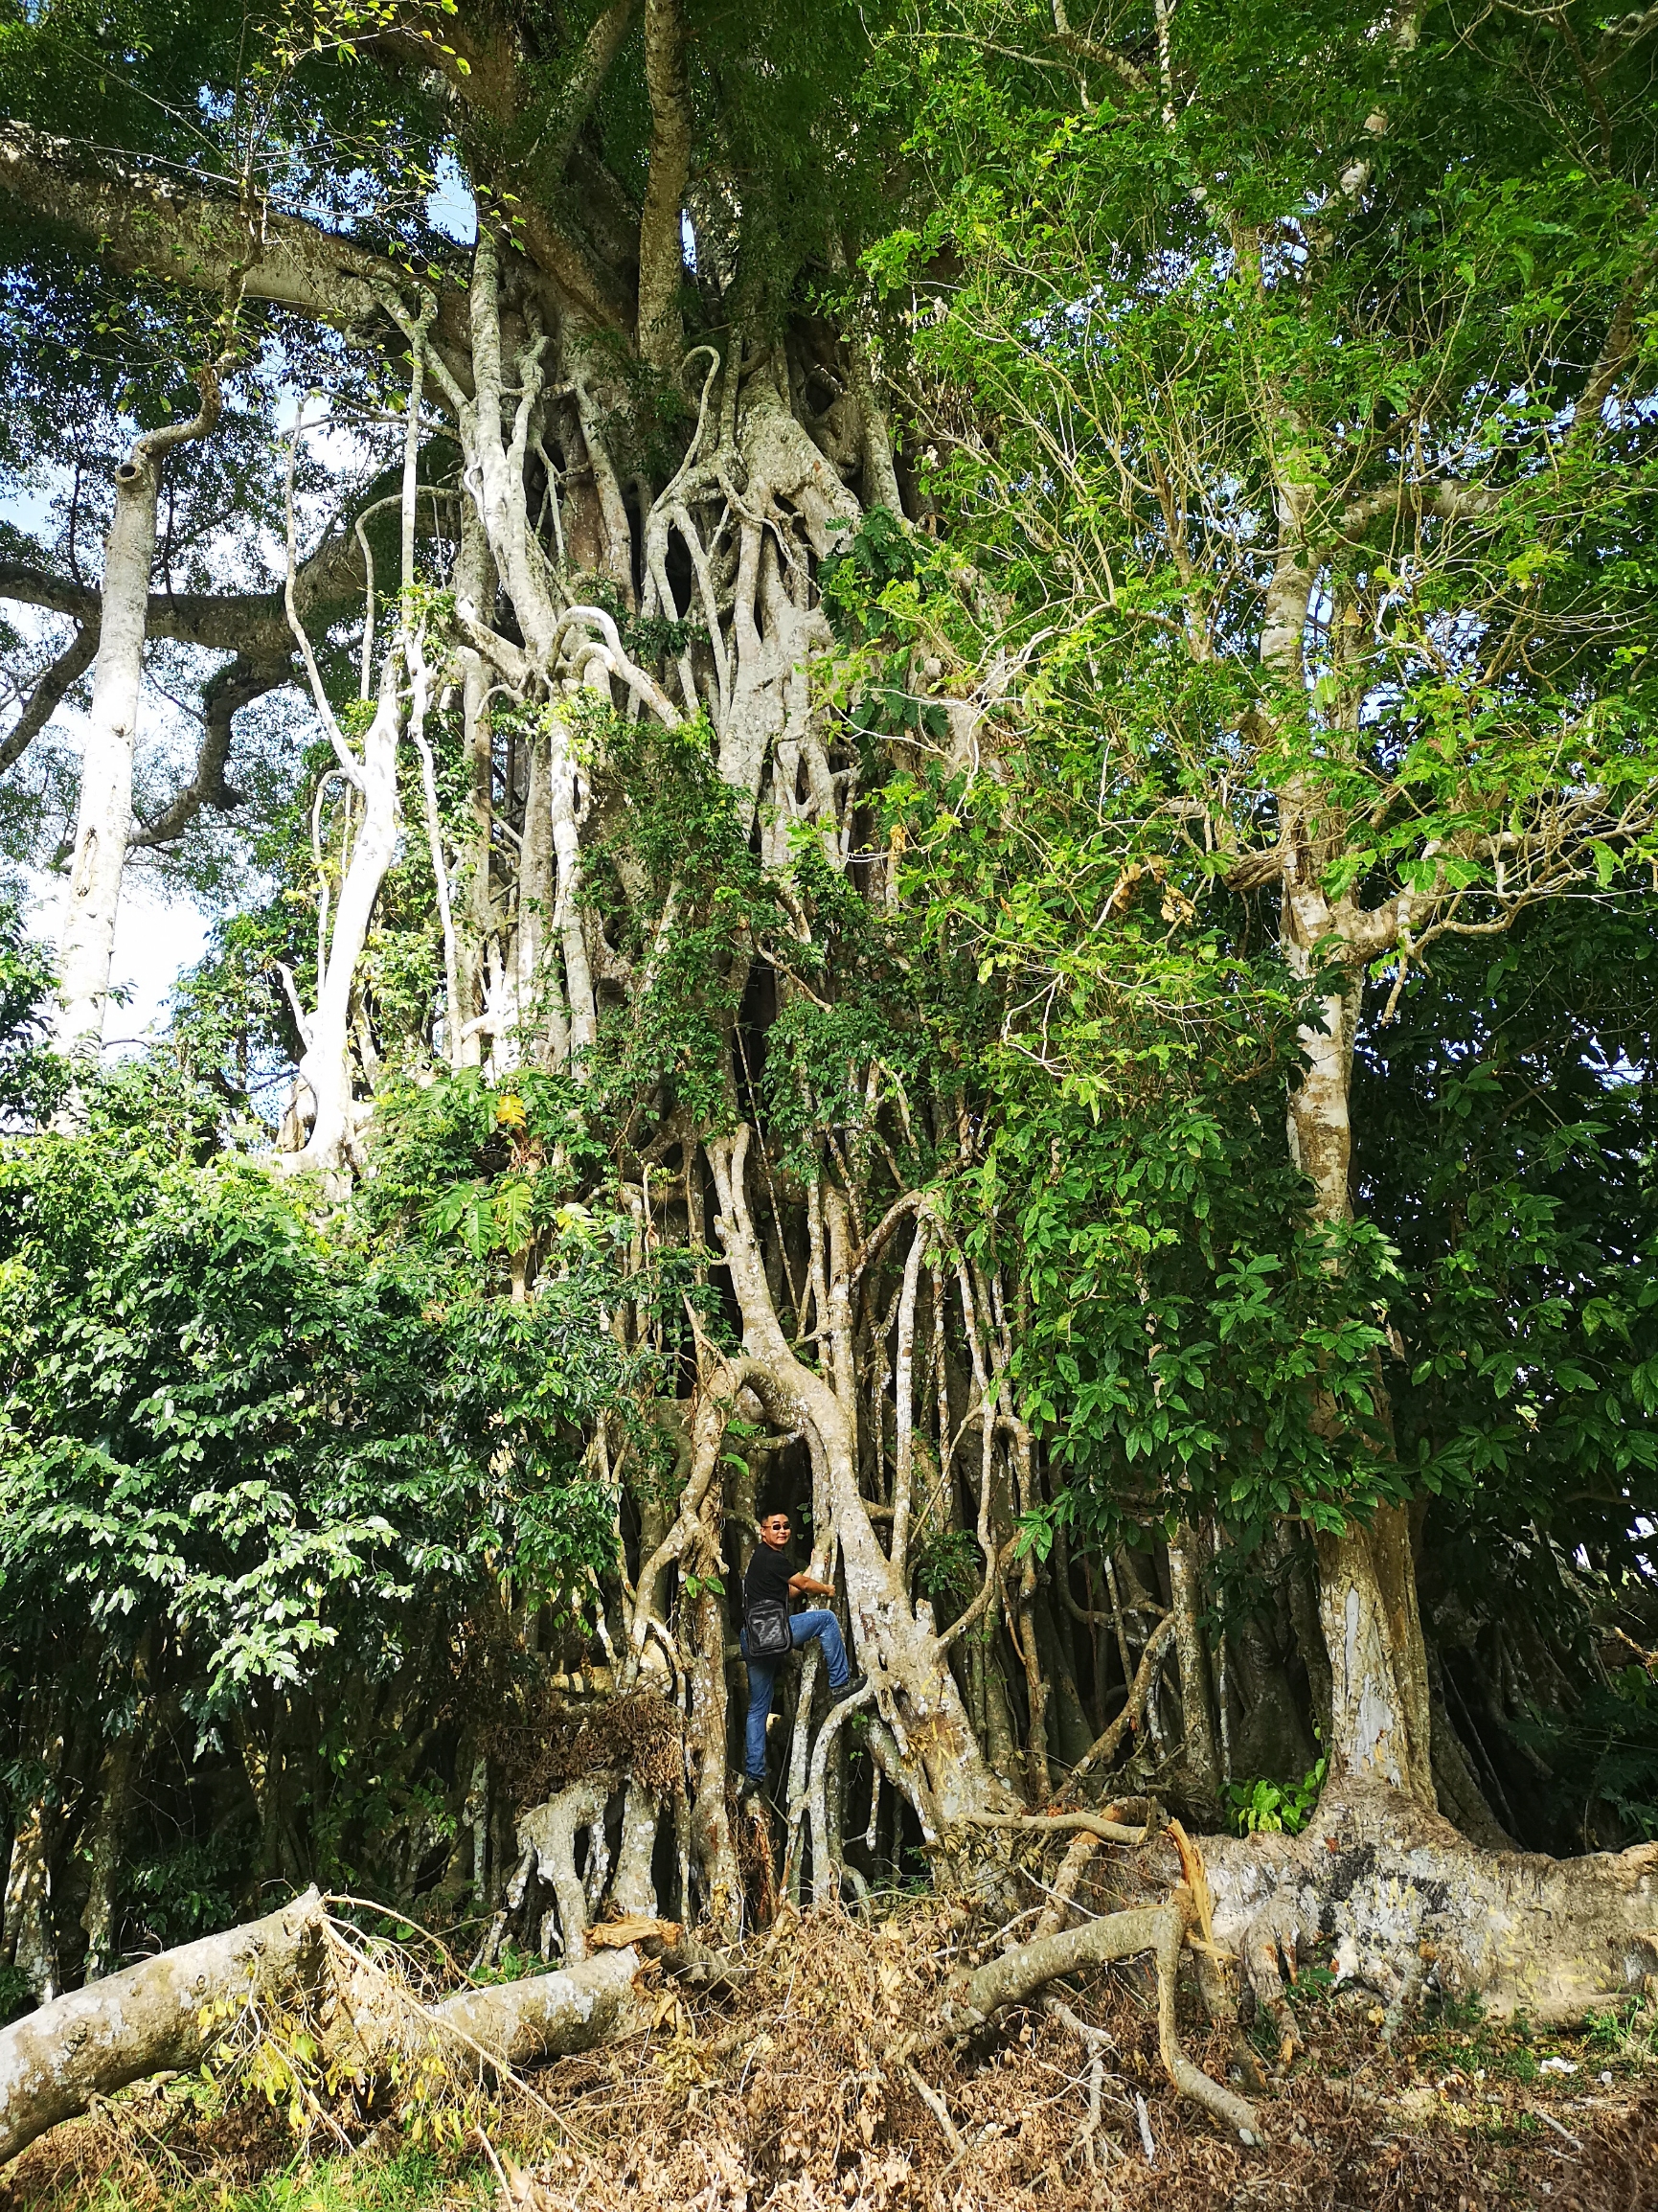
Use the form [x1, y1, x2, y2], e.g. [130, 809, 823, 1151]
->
[787, 1570, 835, 1599]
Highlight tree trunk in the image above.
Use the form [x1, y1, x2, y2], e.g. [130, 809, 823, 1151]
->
[54, 453, 157, 1060]
[56, 385, 221, 1060]
[2, 1798, 57, 2007]
[1282, 914, 1435, 1805]
[0, 1892, 654, 2171]
[1166, 1523, 1222, 1816]
[708, 1128, 1013, 1835]
[289, 660, 401, 1176]
[688, 1524, 742, 1941]
[1206, 1782, 1658, 2029]
[421, 1944, 650, 2074]
[1314, 1508, 1434, 1803]
[454, 510, 498, 1069]
[79, 1729, 138, 1983]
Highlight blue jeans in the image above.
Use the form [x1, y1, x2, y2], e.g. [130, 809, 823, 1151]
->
[739, 1609, 849, 1781]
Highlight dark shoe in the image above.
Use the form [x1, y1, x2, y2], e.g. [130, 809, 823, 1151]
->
[738, 1772, 766, 1798]
[829, 1675, 867, 1706]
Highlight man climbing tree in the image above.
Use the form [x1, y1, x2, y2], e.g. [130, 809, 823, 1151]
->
[738, 1507, 858, 1801]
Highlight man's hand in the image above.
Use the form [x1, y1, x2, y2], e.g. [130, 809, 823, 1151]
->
[788, 1571, 836, 1599]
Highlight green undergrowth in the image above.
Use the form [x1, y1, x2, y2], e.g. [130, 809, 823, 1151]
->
[62, 2147, 491, 2212]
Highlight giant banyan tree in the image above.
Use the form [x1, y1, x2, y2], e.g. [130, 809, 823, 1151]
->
[3, 0, 1658, 2166]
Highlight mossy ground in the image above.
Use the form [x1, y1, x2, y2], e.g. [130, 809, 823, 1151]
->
[5, 1899, 1655, 2212]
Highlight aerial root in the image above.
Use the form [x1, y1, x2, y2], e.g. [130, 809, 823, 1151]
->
[930, 1885, 1263, 2145]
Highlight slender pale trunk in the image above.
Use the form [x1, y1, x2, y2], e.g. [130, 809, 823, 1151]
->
[1263, 514, 1435, 1805]
[450, 507, 499, 1068]
[511, 714, 555, 1067]
[1281, 809, 1434, 1806]
[55, 459, 154, 1058]
[291, 660, 401, 1174]
[56, 383, 220, 1058]
[550, 689, 599, 1063]
[688, 1506, 742, 1941]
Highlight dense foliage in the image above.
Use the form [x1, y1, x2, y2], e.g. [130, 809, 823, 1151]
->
[1, 0, 1656, 2011]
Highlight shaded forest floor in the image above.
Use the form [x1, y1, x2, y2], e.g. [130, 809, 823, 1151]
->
[4, 1898, 1656, 2212]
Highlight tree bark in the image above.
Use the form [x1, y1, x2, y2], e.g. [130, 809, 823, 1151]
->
[1314, 1508, 1434, 1804]
[1281, 876, 1435, 1803]
[79, 1729, 139, 1983]
[423, 1944, 650, 2073]
[288, 658, 402, 1175]
[1166, 1524, 1222, 1814]
[638, 0, 692, 376]
[2, 1799, 57, 2007]
[1206, 1782, 1658, 2028]
[0, 1893, 654, 2171]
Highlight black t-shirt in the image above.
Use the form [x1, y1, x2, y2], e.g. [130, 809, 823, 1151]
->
[744, 1542, 795, 1615]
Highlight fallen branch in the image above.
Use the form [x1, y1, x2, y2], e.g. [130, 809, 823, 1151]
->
[902, 2060, 965, 2156]
[0, 1893, 665, 2171]
[954, 1808, 1150, 1845]
[429, 1946, 652, 2073]
[0, 1888, 328, 2169]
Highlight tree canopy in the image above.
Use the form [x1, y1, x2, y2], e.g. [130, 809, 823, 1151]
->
[2, 0, 1657, 2064]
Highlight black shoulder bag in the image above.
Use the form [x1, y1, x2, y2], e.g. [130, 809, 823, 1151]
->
[745, 1597, 794, 1658]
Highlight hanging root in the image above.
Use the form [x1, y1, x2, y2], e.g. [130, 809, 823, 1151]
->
[932, 1886, 1262, 2145]
[514, 1771, 620, 1964]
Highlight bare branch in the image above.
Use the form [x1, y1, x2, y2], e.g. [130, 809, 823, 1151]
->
[0, 623, 97, 774]
[130, 652, 284, 847]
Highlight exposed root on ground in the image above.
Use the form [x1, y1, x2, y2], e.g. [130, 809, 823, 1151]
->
[7, 1786, 1658, 2206]
[1202, 1783, 1658, 2046]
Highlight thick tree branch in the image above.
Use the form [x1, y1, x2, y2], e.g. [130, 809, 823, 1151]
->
[1, 519, 364, 659]
[1335, 476, 1502, 545]
[0, 623, 97, 773]
[938, 1889, 1262, 2141]
[638, 0, 692, 375]
[0, 1889, 328, 2169]
[375, 3, 639, 334]
[0, 124, 473, 373]
[130, 652, 285, 847]
[551, 0, 643, 169]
